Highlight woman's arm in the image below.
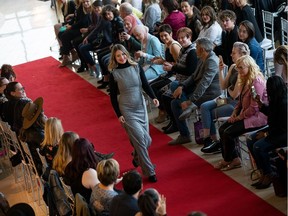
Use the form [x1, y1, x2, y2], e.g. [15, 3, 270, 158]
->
[170, 43, 181, 62]
[82, 168, 99, 189]
[139, 66, 157, 100]
[109, 74, 122, 118]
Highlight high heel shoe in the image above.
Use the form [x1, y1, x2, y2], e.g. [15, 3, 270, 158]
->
[148, 175, 157, 183]
[97, 78, 104, 84]
[162, 120, 172, 131]
[255, 174, 273, 189]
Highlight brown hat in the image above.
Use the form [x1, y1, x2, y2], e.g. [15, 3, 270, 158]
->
[22, 97, 43, 129]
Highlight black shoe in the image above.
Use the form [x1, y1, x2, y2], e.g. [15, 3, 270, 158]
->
[164, 124, 178, 134]
[95, 152, 114, 160]
[201, 141, 221, 154]
[162, 121, 172, 131]
[97, 81, 109, 89]
[148, 175, 157, 183]
[58, 55, 63, 60]
[202, 137, 213, 148]
[97, 78, 104, 84]
[77, 65, 87, 73]
[106, 88, 110, 92]
[132, 159, 139, 168]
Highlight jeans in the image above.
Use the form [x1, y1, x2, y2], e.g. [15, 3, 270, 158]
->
[99, 53, 111, 76]
[79, 43, 95, 66]
[200, 99, 236, 136]
[249, 137, 274, 175]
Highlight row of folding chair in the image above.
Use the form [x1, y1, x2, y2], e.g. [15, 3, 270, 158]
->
[0, 120, 46, 207]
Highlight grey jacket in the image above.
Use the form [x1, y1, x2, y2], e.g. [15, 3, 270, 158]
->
[181, 51, 221, 106]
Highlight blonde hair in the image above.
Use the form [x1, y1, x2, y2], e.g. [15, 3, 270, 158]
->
[41, 117, 64, 147]
[96, 158, 120, 186]
[52, 131, 79, 176]
[108, 44, 137, 71]
[236, 55, 264, 87]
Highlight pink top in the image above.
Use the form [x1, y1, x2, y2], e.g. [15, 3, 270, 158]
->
[163, 10, 186, 40]
[234, 75, 268, 129]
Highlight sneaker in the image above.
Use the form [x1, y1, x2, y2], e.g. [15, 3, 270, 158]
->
[201, 141, 221, 154]
[168, 135, 192, 145]
[178, 103, 197, 120]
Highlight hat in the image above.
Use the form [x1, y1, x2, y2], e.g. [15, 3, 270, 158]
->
[7, 203, 35, 216]
[22, 97, 43, 129]
[93, 0, 103, 7]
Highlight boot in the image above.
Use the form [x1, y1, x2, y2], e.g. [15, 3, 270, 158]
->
[70, 49, 79, 62]
[59, 55, 72, 67]
[155, 110, 167, 123]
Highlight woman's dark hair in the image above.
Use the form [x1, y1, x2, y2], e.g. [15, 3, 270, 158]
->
[68, 138, 99, 178]
[101, 4, 120, 19]
[200, 5, 217, 27]
[159, 24, 173, 34]
[0, 64, 16, 81]
[138, 189, 159, 216]
[239, 20, 255, 42]
[266, 76, 287, 107]
[162, 0, 179, 14]
[4, 82, 18, 100]
[181, 0, 195, 6]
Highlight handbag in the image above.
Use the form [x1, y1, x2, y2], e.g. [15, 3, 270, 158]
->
[216, 97, 227, 107]
[92, 31, 104, 49]
[194, 119, 204, 144]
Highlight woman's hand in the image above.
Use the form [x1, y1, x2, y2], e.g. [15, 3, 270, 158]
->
[115, 177, 123, 184]
[218, 55, 225, 71]
[173, 86, 183, 99]
[228, 115, 240, 123]
[118, 116, 125, 123]
[153, 99, 159, 107]
[135, 51, 145, 59]
[80, 28, 88, 34]
[156, 194, 167, 216]
[151, 57, 165, 64]
[163, 61, 172, 71]
[121, 32, 130, 41]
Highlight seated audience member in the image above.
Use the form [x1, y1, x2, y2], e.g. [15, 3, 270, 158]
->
[214, 55, 267, 171]
[110, 170, 143, 216]
[59, 0, 93, 67]
[160, 27, 198, 134]
[218, 10, 238, 67]
[53, 131, 79, 176]
[168, 37, 221, 145]
[78, 12, 112, 76]
[180, 0, 202, 42]
[200, 42, 250, 154]
[274, 45, 288, 85]
[234, 0, 263, 43]
[247, 76, 287, 189]
[2, 82, 31, 135]
[0, 78, 9, 105]
[96, 5, 125, 89]
[133, 25, 165, 80]
[161, 0, 186, 40]
[150, 24, 182, 124]
[40, 117, 64, 168]
[0, 64, 16, 82]
[19, 97, 46, 176]
[73, 0, 104, 73]
[135, 188, 167, 216]
[198, 6, 222, 55]
[141, 0, 161, 34]
[53, 0, 76, 59]
[90, 159, 120, 215]
[238, 20, 265, 73]
[64, 138, 100, 202]
[119, 2, 143, 23]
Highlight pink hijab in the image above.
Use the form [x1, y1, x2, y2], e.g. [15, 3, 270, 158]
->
[124, 14, 138, 35]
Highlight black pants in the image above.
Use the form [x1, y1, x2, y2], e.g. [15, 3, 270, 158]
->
[59, 29, 81, 55]
[73, 34, 87, 67]
[219, 120, 263, 162]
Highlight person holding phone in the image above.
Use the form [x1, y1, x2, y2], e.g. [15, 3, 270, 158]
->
[214, 55, 267, 171]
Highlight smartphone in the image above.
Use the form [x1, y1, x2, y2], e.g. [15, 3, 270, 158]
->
[251, 86, 257, 99]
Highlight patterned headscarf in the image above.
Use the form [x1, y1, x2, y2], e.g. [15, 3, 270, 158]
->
[124, 14, 138, 35]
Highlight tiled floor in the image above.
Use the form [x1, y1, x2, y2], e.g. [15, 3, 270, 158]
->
[0, 0, 287, 215]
